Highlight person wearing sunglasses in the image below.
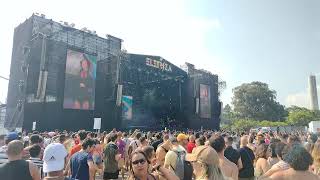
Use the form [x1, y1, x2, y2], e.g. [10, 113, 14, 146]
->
[128, 151, 179, 180]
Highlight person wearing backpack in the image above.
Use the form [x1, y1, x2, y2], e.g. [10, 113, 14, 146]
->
[164, 135, 193, 180]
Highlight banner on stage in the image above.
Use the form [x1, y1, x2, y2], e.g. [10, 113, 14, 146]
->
[93, 118, 101, 130]
[199, 84, 211, 118]
[122, 96, 133, 120]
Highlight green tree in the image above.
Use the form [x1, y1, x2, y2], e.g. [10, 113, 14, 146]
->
[231, 119, 256, 131]
[232, 81, 287, 121]
[221, 104, 236, 125]
[286, 107, 316, 126]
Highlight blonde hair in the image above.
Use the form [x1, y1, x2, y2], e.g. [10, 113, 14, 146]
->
[312, 141, 320, 167]
[196, 162, 226, 180]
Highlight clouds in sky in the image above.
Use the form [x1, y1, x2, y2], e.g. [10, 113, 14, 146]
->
[0, 0, 227, 103]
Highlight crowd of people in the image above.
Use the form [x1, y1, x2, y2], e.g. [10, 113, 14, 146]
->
[0, 128, 320, 180]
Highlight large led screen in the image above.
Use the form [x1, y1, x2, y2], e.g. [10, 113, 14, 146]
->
[63, 49, 97, 110]
[200, 84, 211, 118]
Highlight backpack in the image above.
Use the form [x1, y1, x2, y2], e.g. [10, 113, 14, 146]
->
[171, 150, 193, 180]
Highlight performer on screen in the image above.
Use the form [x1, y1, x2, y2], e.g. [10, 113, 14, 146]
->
[74, 54, 94, 110]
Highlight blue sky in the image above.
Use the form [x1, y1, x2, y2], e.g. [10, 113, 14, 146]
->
[0, 0, 319, 108]
[187, 0, 320, 108]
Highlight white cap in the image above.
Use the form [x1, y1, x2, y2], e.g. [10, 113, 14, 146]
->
[43, 143, 68, 173]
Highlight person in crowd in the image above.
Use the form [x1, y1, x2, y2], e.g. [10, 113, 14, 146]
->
[261, 142, 290, 178]
[142, 146, 156, 165]
[139, 136, 149, 149]
[256, 133, 265, 145]
[128, 151, 179, 180]
[164, 137, 186, 171]
[103, 133, 120, 180]
[0, 132, 19, 164]
[0, 140, 40, 180]
[224, 136, 243, 170]
[91, 139, 103, 180]
[247, 135, 256, 152]
[128, 132, 142, 154]
[156, 134, 171, 166]
[185, 145, 227, 180]
[70, 138, 99, 180]
[28, 144, 44, 178]
[311, 140, 320, 175]
[195, 135, 206, 146]
[122, 132, 131, 171]
[265, 145, 319, 180]
[209, 135, 238, 180]
[238, 135, 255, 180]
[176, 133, 189, 150]
[116, 132, 126, 179]
[23, 134, 45, 159]
[254, 143, 271, 177]
[43, 142, 69, 180]
[287, 135, 301, 146]
[69, 131, 87, 157]
[279, 134, 288, 144]
[151, 133, 163, 151]
[306, 134, 318, 154]
[186, 135, 196, 153]
[267, 141, 280, 167]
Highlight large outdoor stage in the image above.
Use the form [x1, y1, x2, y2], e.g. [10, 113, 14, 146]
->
[5, 14, 221, 131]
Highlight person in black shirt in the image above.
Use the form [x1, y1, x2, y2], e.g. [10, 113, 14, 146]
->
[151, 133, 163, 151]
[238, 135, 255, 180]
[224, 136, 243, 169]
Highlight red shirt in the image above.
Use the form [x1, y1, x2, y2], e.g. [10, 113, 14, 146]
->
[69, 144, 82, 157]
[187, 142, 196, 153]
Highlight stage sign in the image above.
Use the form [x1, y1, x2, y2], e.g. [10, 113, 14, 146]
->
[145, 57, 172, 72]
[122, 96, 133, 120]
[63, 49, 97, 110]
[199, 84, 211, 118]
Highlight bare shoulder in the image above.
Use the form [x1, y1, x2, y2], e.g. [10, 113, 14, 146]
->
[269, 170, 285, 180]
[224, 157, 237, 169]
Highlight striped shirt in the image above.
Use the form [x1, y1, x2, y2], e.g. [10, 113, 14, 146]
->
[28, 157, 43, 178]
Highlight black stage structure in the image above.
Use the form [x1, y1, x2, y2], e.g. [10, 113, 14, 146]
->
[5, 14, 221, 131]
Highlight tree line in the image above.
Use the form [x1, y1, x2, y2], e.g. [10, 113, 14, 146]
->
[222, 81, 320, 131]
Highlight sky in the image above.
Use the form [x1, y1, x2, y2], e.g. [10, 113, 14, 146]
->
[0, 0, 320, 108]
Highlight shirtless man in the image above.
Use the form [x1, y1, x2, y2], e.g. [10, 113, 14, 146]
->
[156, 134, 172, 166]
[262, 145, 319, 180]
[209, 135, 238, 180]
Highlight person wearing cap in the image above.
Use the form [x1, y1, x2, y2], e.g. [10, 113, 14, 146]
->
[0, 132, 19, 165]
[176, 133, 189, 150]
[0, 140, 40, 180]
[185, 145, 227, 180]
[43, 143, 69, 180]
[209, 135, 238, 180]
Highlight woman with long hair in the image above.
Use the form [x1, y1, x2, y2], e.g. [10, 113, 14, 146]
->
[128, 151, 179, 180]
[311, 140, 320, 175]
[185, 145, 227, 180]
[254, 143, 271, 177]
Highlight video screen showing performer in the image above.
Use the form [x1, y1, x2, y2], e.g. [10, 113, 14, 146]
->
[63, 49, 97, 110]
